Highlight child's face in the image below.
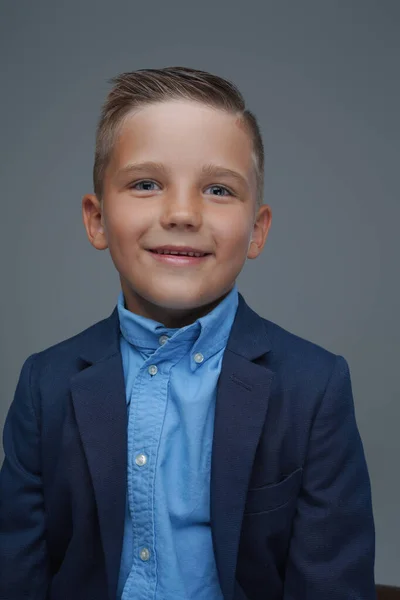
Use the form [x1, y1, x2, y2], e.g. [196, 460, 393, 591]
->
[83, 100, 271, 326]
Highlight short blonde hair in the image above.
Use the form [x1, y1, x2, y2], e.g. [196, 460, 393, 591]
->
[93, 66, 265, 206]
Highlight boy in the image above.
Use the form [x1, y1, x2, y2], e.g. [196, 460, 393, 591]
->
[0, 67, 375, 600]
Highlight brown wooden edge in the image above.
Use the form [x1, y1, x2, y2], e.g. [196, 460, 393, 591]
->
[376, 585, 400, 600]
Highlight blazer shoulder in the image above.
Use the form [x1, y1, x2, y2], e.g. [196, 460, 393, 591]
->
[11, 310, 119, 427]
[29, 308, 118, 374]
[260, 315, 342, 385]
[265, 316, 336, 356]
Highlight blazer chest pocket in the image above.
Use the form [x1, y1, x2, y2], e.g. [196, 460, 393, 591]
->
[244, 467, 303, 516]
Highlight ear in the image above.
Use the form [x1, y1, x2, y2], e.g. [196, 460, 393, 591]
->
[247, 204, 272, 259]
[82, 194, 108, 250]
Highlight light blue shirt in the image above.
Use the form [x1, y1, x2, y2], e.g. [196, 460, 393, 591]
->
[116, 285, 239, 600]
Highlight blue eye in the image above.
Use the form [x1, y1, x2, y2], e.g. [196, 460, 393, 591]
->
[131, 180, 160, 191]
[205, 185, 232, 197]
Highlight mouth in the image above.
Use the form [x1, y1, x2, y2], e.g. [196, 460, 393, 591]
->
[147, 247, 212, 266]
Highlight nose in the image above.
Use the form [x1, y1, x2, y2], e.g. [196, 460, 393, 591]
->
[159, 189, 203, 231]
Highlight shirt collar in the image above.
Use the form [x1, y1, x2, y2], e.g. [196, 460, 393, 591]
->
[117, 284, 239, 367]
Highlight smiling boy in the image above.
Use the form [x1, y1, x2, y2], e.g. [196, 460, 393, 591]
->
[0, 67, 375, 600]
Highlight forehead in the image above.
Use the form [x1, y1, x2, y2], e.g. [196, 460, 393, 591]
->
[109, 100, 256, 179]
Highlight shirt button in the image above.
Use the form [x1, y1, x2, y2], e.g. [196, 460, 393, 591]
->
[135, 453, 147, 467]
[159, 335, 169, 345]
[140, 547, 150, 561]
[148, 365, 158, 376]
[194, 352, 204, 364]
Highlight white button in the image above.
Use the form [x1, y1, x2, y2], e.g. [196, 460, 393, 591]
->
[140, 547, 150, 561]
[148, 365, 158, 376]
[159, 335, 169, 345]
[194, 352, 204, 364]
[135, 453, 147, 467]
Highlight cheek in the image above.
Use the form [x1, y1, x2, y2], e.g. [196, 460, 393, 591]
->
[104, 203, 146, 243]
[214, 218, 252, 252]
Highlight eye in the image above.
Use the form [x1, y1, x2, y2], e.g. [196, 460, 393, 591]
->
[130, 180, 160, 191]
[205, 185, 233, 197]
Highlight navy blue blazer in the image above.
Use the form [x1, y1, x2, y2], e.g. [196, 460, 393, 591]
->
[0, 293, 375, 600]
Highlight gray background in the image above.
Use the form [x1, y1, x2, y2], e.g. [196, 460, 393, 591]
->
[0, 0, 399, 586]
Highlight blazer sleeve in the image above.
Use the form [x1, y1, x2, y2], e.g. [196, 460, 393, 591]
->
[283, 355, 376, 600]
[0, 354, 50, 599]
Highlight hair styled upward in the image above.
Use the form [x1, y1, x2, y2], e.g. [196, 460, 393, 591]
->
[93, 66, 265, 206]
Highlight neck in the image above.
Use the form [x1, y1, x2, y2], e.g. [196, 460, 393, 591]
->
[120, 283, 233, 328]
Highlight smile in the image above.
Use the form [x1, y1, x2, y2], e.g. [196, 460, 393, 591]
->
[151, 249, 207, 257]
[147, 250, 211, 266]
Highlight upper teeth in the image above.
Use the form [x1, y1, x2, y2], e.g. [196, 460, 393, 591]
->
[155, 250, 205, 257]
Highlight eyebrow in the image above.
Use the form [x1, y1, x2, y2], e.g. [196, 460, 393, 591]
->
[200, 163, 249, 188]
[116, 161, 249, 188]
[116, 161, 169, 178]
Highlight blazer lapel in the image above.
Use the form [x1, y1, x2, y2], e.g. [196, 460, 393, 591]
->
[71, 308, 127, 600]
[211, 293, 274, 600]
